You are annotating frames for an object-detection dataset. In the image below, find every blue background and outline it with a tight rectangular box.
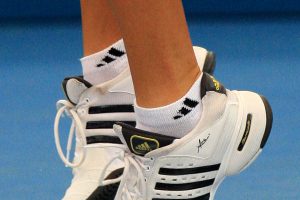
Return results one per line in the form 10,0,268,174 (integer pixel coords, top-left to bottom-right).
0,0,300,18
0,1,299,200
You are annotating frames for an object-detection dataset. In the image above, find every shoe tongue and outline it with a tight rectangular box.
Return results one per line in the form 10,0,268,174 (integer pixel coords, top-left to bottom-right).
62,76,92,105
115,122,177,156
200,72,227,98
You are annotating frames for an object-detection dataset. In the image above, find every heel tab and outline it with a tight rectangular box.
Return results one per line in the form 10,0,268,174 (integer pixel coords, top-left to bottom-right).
200,73,226,98
62,76,92,105
203,51,216,75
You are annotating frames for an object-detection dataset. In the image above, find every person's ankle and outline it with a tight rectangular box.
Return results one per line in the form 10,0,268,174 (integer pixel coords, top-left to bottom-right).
136,68,201,108
134,73,203,138
81,39,128,85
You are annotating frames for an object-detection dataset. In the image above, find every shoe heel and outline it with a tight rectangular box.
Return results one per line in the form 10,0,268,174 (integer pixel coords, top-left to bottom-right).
226,91,273,176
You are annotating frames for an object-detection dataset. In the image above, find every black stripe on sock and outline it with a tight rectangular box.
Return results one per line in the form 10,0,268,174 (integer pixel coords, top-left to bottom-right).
86,135,122,144
173,115,182,120
159,164,221,175
89,105,134,114
155,179,215,191
178,107,191,116
86,121,136,129
184,98,199,108
96,63,105,67
102,55,115,64
109,47,125,57
152,193,210,200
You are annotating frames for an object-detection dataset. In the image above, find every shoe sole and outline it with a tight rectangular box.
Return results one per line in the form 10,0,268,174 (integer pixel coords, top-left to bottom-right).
229,92,273,175
211,91,273,199
259,95,273,149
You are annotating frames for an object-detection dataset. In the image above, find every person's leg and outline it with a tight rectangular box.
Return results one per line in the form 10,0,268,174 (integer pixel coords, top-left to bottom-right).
109,0,201,108
80,0,128,85
108,0,203,137
81,0,121,55
105,2,273,200
81,0,214,86
56,1,219,199
58,1,129,200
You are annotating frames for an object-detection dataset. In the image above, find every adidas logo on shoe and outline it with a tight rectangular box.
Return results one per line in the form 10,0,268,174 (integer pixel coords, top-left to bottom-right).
135,142,152,152
130,135,160,156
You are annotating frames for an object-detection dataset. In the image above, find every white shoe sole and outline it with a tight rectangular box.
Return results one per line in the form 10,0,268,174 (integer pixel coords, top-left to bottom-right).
211,91,273,199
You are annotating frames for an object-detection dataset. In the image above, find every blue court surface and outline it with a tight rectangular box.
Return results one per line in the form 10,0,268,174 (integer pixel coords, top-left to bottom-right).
0,14,300,200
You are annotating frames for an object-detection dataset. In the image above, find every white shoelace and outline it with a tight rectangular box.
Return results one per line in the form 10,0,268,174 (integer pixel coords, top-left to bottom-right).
54,100,123,169
54,100,147,199
98,147,149,200
54,100,88,168
54,100,128,168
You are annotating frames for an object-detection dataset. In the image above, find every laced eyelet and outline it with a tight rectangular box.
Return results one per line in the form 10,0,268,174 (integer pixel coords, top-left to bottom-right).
78,108,85,115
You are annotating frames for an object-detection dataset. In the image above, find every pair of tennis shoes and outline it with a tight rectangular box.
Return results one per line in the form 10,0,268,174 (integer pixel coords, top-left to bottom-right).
54,47,273,200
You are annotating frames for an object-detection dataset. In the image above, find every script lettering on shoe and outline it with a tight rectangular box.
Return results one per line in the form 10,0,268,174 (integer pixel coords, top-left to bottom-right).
197,134,210,153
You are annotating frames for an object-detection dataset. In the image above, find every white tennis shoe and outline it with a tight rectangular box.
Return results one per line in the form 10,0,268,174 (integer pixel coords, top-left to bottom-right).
103,73,273,200
54,47,216,200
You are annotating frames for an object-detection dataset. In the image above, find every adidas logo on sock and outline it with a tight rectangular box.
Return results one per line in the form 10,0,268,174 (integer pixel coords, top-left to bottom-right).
135,142,152,152
97,47,126,67
173,98,199,120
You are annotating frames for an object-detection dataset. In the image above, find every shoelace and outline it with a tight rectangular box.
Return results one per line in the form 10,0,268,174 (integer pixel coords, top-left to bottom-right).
54,99,128,168
98,144,149,200
54,99,87,168
54,100,147,199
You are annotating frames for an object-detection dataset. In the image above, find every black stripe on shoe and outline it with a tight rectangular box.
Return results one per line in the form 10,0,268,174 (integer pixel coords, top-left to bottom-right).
155,179,215,191
86,135,122,144
203,51,216,75
259,95,273,149
86,121,136,129
87,168,124,200
89,105,134,114
159,164,221,176
238,114,252,151
152,193,210,200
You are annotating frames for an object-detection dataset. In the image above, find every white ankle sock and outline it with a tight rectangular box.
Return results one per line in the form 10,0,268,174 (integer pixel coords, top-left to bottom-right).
134,74,203,138
80,39,128,85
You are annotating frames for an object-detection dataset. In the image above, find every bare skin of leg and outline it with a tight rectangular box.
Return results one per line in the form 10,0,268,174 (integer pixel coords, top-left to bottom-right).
81,0,121,56
108,0,201,108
